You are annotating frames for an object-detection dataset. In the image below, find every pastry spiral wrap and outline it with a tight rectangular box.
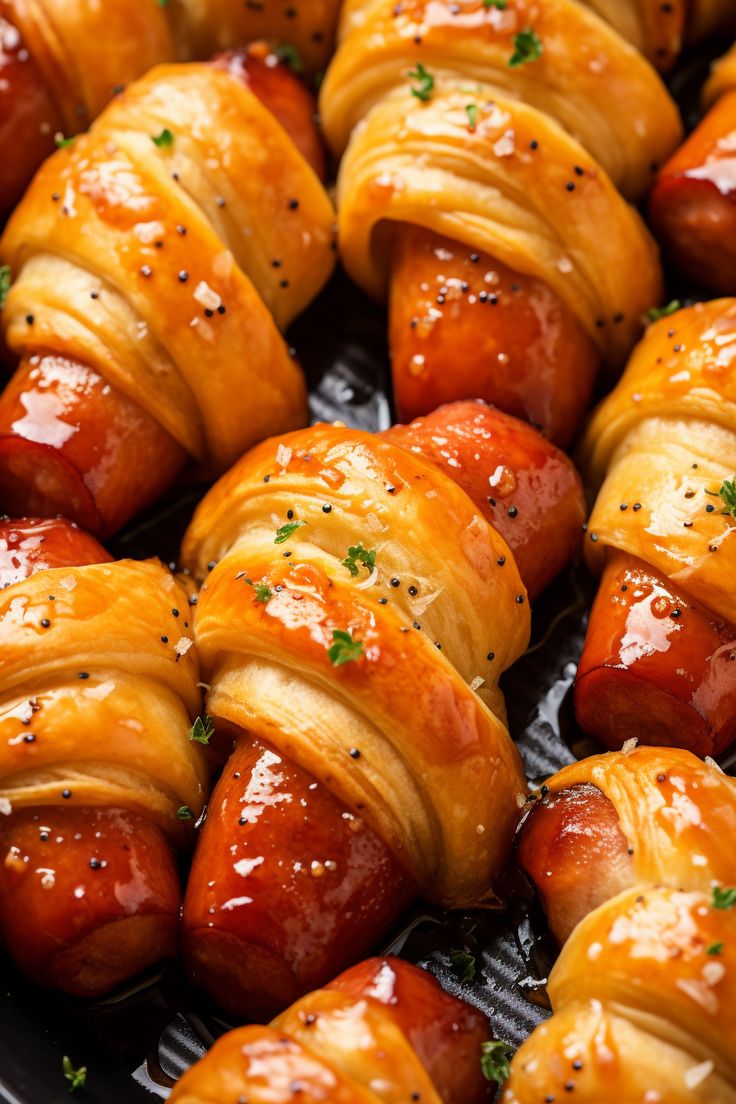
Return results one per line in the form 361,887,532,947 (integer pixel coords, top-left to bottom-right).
1,0,173,130
321,0,673,362
574,299,736,754
505,746,736,1102
182,420,528,904
0,555,206,837
0,56,334,534
179,400,583,1016
650,40,736,293
0,0,340,213
582,300,736,617
170,0,343,74
1,61,332,472
580,0,736,69
169,957,492,1104
0,518,209,995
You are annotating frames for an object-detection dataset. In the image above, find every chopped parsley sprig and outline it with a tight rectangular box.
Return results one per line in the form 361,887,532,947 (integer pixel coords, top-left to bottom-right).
705,478,736,519
342,544,376,577
275,520,305,544
480,1039,514,1083
0,266,11,309
328,629,363,666
62,1057,87,1093
407,62,435,102
712,885,736,909
448,948,477,981
274,43,304,74
151,127,174,148
189,715,215,745
646,299,681,323
508,27,542,67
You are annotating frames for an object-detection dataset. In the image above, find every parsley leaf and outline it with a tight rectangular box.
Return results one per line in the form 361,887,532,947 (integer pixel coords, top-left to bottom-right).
480,1039,514,1084
274,42,304,74
706,942,724,955
448,948,476,981
0,266,11,309
151,127,174,148
244,578,272,602
706,478,736,518
189,715,215,745
407,63,435,102
646,299,681,323
176,805,194,820
274,520,305,544
508,27,542,67
466,104,478,131
62,1057,87,1093
156,0,170,6
342,544,376,578
483,0,508,7
327,629,363,666
712,885,736,909
55,134,76,149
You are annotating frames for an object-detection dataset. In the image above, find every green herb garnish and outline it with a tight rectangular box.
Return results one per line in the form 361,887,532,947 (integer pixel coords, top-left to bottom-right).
646,299,681,323
55,134,76,149
0,266,11,309
327,629,363,666
712,885,736,909
407,63,435,102
508,27,542,67
480,1039,514,1084
151,127,174,148
483,0,508,7
448,948,477,981
62,1057,87,1093
176,805,194,820
706,478,736,519
274,43,304,74
466,104,478,131
342,544,376,578
244,578,272,602
275,520,305,544
706,942,724,955
189,715,215,745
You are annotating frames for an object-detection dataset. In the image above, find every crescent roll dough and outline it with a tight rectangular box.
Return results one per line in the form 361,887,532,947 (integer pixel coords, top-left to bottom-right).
0,0,174,128
0,62,336,472
169,957,490,1104
0,558,208,843
181,422,529,906
505,748,736,1103
320,0,677,368
581,298,736,624
704,40,736,108
170,0,344,73
576,1,734,68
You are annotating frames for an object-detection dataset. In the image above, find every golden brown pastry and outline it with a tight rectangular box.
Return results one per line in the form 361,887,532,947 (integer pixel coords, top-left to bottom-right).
580,0,736,69
0,516,208,996
178,401,586,1016
169,0,343,74
650,40,736,292
319,0,677,442
575,298,736,756
0,0,341,214
0,51,335,535
505,746,736,1102
169,957,494,1104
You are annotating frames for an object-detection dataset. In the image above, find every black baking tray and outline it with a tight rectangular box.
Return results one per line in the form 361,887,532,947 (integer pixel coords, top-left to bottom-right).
1,37,733,1104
